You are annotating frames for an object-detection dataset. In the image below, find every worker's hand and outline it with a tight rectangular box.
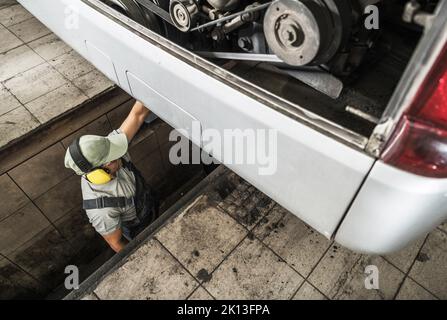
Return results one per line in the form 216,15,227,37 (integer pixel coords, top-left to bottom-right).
120,100,151,142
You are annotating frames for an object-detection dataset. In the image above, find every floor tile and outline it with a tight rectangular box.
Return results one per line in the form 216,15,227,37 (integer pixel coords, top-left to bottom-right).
129,130,158,163
309,249,405,300
154,166,205,212
158,163,204,199
134,149,166,184
25,83,88,123
0,45,44,81
409,229,447,299
188,286,214,300
159,143,204,183
9,143,72,199
0,23,22,54
204,237,304,300
292,281,327,300
54,207,97,253
305,244,358,299
156,195,247,278
154,120,174,147
217,174,275,229
0,202,50,255
8,17,51,43
0,106,39,147
69,233,112,283
0,83,21,117
395,277,437,300
146,173,166,192
106,99,135,129
4,63,67,104
0,0,17,10
34,174,82,223
0,173,28,221
0,256,44,299
383,236,426,273
8,226,76,288
153,133,175,173
131,120,158,146
28,33,71,61
335,256,404,300
94,239,198,299
73,69,114,98
252,203,289,240
49,50,94,81
254,205,331,277
0,4,32,27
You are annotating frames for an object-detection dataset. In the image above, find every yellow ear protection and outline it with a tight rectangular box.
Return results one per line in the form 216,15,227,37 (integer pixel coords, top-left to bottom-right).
68,137,113,185
85,169,112,185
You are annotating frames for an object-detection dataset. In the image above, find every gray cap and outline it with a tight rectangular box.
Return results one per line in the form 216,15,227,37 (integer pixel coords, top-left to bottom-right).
64,133,128,175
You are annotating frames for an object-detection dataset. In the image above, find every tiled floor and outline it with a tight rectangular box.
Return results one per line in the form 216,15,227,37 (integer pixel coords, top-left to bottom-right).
0,88,206,298
0,1,114,149
80,167,447,300
0,94,131,299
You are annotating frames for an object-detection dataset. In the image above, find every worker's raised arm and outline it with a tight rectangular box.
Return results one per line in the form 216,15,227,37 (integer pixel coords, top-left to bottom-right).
119,101,151,142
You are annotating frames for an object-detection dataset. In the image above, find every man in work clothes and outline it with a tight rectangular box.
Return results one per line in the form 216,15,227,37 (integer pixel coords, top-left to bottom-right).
64,101,159,253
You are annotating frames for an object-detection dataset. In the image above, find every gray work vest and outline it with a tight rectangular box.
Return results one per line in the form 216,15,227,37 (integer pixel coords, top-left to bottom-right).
82,159,159,239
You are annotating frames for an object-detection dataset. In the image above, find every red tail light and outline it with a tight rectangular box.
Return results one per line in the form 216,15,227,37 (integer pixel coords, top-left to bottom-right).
382,44,447,178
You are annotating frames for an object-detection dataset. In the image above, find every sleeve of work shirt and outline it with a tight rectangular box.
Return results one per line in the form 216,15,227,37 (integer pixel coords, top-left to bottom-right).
85,208,122,235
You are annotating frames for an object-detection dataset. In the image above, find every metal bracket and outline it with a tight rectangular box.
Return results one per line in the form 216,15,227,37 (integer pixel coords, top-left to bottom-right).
195,51,283,63
403,0,435,29
190,2,274,31
365,117,395,157
273,65,343,100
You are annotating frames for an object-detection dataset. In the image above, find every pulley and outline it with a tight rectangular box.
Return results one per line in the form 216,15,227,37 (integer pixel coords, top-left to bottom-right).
263,0,351,66
169,0,199,32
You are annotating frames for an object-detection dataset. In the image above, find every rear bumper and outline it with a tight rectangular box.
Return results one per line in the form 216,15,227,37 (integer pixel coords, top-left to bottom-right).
335,161,447,254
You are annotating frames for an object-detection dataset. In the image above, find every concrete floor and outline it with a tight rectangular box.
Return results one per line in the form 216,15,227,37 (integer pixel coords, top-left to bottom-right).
78,167,447,300
0,1,114,149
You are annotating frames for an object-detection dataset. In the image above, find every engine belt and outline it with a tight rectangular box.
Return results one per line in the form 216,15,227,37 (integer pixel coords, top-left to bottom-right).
135,0,274,31
135,0,174,25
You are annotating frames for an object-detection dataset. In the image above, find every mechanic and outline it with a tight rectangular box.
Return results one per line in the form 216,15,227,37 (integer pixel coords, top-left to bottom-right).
64,101,159,253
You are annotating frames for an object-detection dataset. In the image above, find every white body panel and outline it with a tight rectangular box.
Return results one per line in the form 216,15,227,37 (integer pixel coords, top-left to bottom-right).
18,0,374,238
335,161,447,254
